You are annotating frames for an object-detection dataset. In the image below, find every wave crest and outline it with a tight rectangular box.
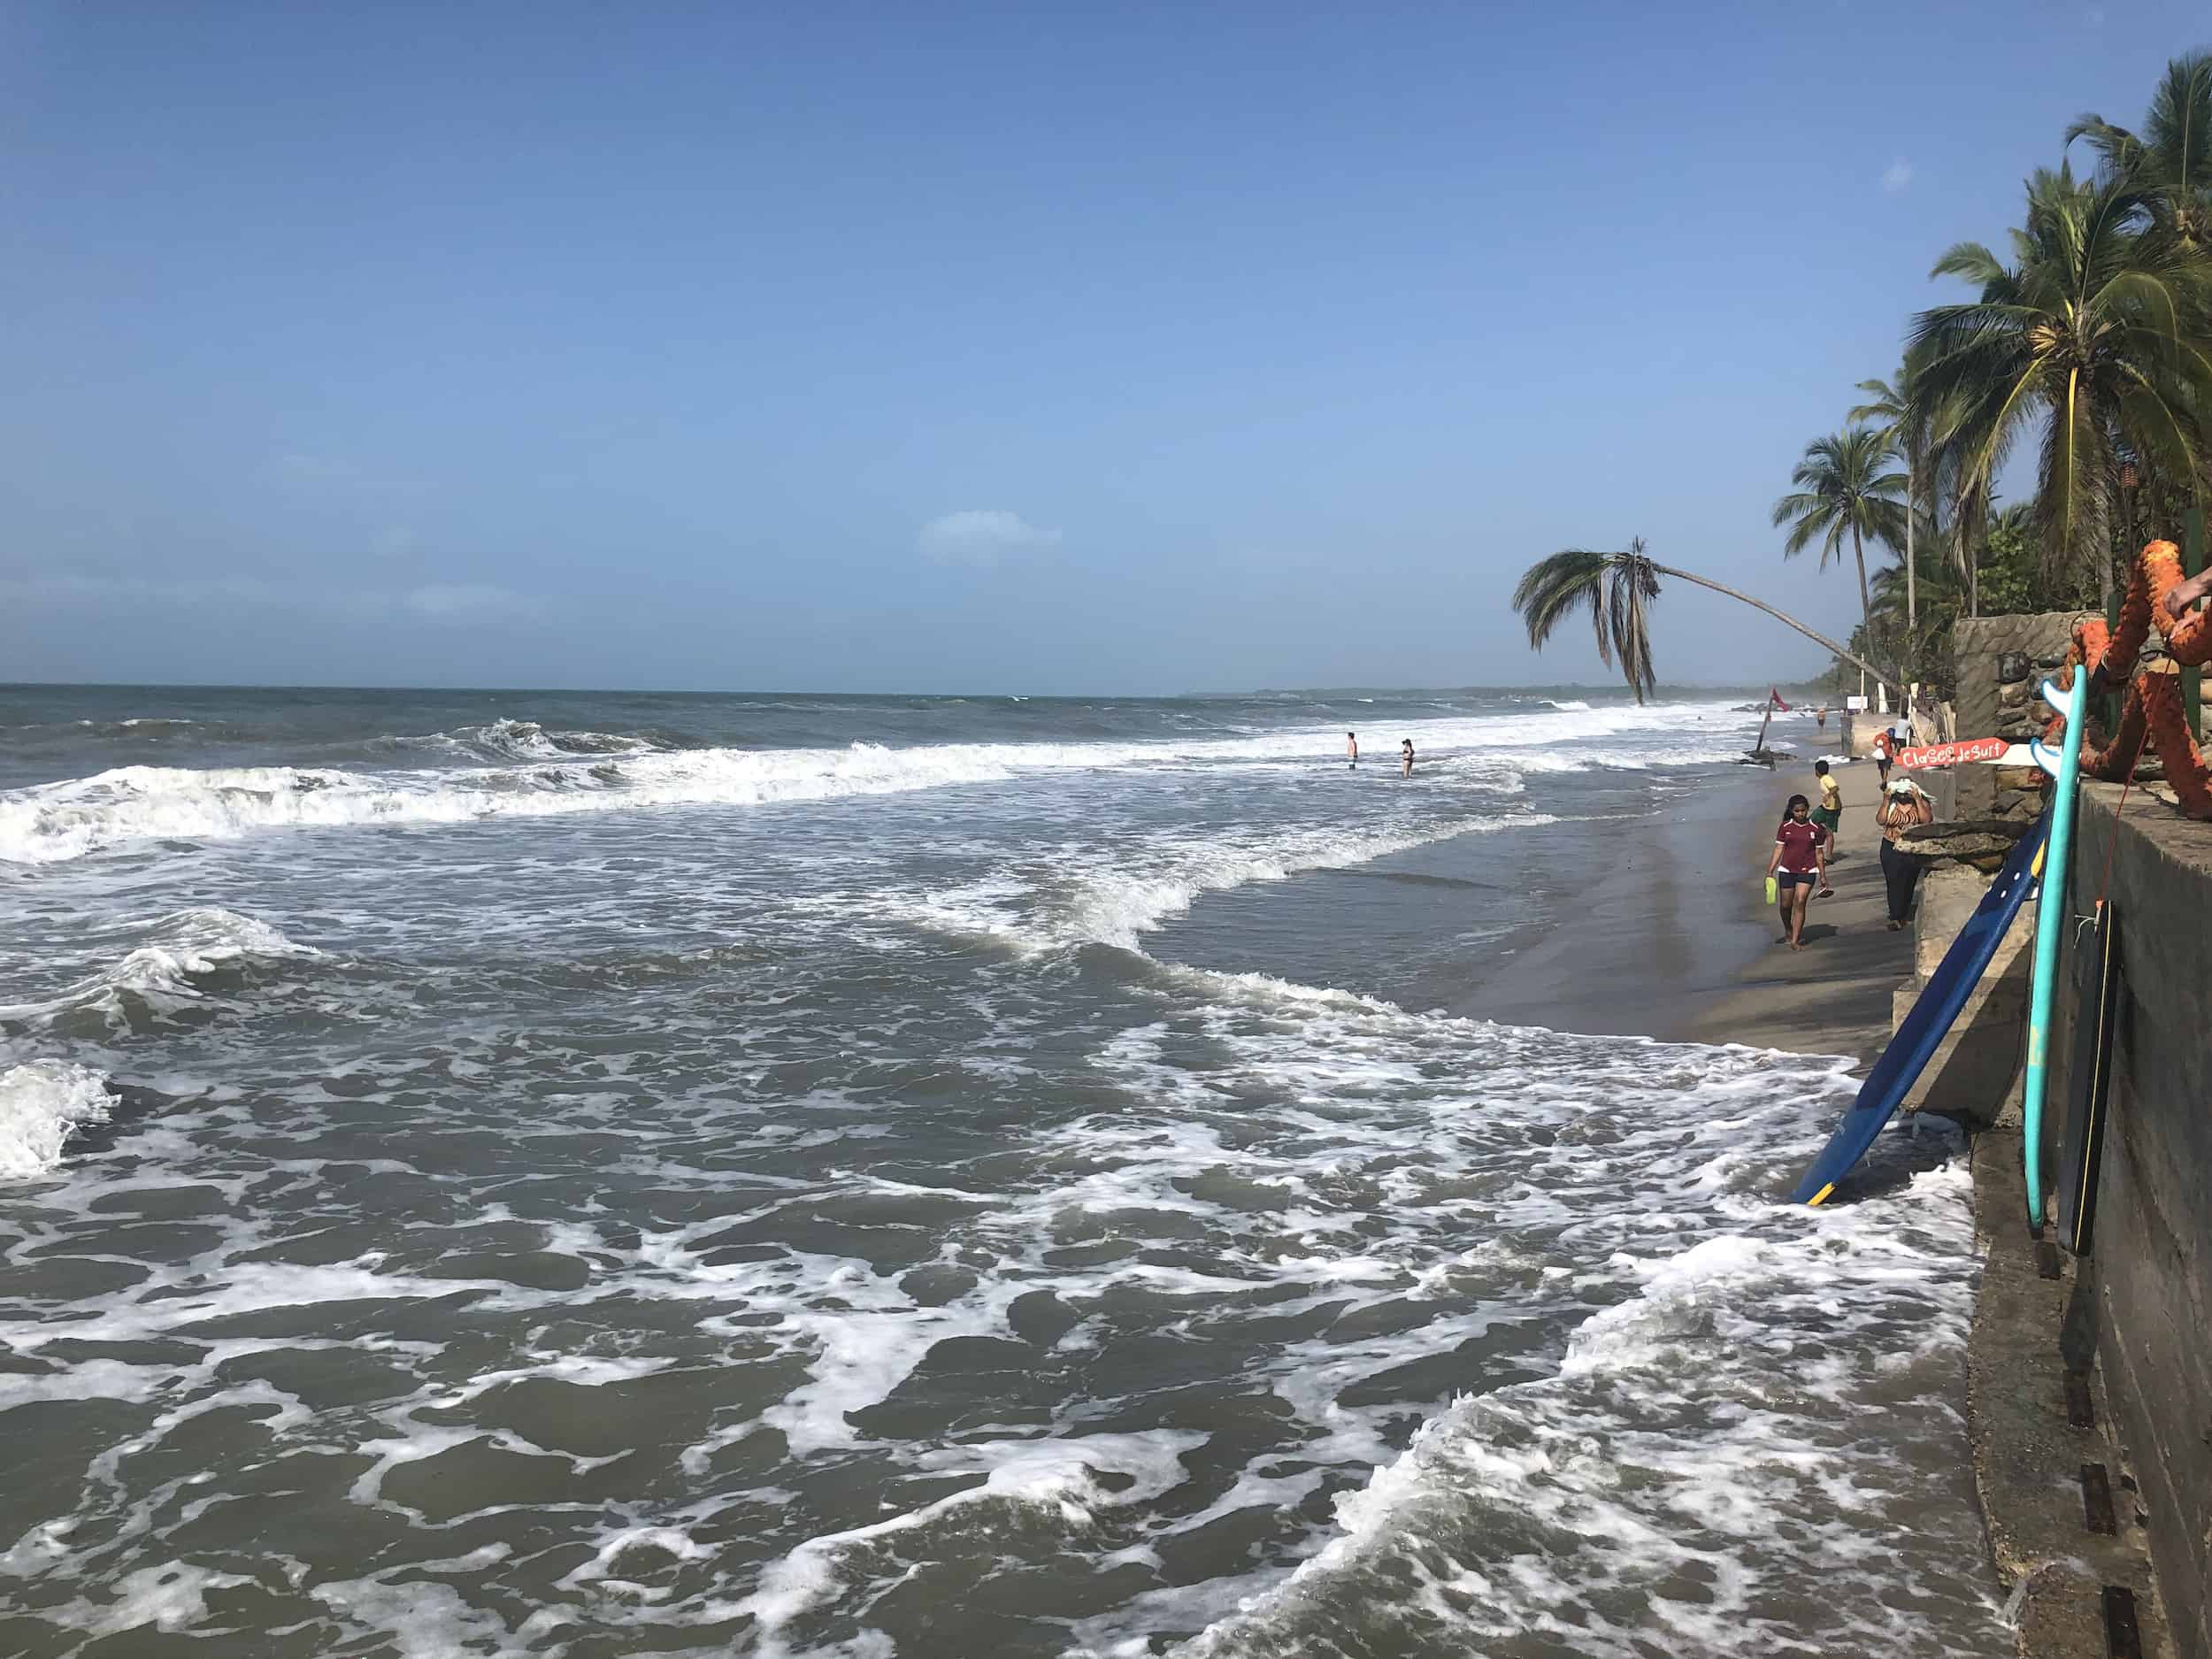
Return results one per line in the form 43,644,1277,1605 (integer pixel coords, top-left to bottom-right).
0,1061,115,1180
0,697,1755,864
0,908,320,1031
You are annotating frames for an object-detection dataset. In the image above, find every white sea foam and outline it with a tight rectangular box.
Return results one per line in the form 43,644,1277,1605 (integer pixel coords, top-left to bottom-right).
1164,1161,1991,1659
0,698,1757,862
0,1061,115,1179
901,813,1551,953
0,686,1984,1659
0,908,320,1029
741,1431,1207,1652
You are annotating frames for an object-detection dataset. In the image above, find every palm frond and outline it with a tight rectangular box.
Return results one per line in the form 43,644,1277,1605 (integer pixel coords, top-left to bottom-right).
1510,549,1611,655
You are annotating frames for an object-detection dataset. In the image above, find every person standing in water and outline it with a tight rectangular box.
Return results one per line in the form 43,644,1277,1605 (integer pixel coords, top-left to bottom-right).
1346,732,1358,768
1766,794,1831,952
1400,739,1415,778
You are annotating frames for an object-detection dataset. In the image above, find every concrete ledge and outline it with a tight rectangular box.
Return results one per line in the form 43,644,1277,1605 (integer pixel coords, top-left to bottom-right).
2057,787,2212,1659
1967,1132,2175,1657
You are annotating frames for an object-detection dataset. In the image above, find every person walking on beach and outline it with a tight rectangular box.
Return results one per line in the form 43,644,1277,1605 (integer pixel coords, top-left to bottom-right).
1400,739,1415,778
1871,725,1896,786
1810,759,1843,891
1347,732,1358,769
1766,794,1831,952
1877,778,1935,932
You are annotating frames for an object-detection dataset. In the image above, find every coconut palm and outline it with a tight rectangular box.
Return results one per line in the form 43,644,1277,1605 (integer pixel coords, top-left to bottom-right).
1906,160,2212,590
1848,366,1937,636
1511,538,1893,704
1867,515,1964,681
1770,427,1909,670
2067,52,2212,245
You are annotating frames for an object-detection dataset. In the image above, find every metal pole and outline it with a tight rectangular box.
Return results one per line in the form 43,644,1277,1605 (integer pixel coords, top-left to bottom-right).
2188,507,2205,741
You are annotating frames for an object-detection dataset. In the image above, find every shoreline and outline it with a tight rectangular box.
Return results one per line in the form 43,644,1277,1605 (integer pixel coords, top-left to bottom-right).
1451,730,1909,1061
1453,739,2177,1655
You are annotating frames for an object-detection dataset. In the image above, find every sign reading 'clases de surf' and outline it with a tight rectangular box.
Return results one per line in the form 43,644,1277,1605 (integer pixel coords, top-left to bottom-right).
1898,736,2011,769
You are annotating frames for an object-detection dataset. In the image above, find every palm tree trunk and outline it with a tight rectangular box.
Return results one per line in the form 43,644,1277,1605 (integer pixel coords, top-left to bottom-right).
1905,490,1917,639
1850,525,1873,641
1851,525,1878,708
1652,563,1896,694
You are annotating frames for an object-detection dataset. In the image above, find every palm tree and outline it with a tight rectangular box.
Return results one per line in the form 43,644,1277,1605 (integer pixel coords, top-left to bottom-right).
1770,427,1909,678
1848,367,1934,638
1867,515,1964,681
1906,160,2212,591
2067,52,2212,245
1511,538,1894,704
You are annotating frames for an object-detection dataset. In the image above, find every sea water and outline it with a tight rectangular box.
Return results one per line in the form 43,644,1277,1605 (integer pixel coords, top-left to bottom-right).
0,686,2005,1657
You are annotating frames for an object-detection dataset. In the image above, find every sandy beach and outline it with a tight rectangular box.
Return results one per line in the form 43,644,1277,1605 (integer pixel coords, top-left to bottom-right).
1455,728,1912,1062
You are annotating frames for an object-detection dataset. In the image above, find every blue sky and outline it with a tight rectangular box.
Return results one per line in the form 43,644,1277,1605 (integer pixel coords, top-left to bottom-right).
3,1,2204,693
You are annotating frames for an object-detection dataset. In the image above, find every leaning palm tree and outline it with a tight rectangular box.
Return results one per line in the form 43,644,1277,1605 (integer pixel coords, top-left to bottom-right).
1511,537,1893,704
1907,160,2212,590
1771,427,1909,676
2066,51,2212,245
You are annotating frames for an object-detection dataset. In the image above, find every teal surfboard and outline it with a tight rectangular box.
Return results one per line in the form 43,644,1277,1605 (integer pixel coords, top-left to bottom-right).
1790,812,2048,1205
2023,672,2088,1226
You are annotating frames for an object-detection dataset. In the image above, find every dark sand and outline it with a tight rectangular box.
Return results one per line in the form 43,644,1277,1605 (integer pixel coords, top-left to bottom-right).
1455,732,1912,1062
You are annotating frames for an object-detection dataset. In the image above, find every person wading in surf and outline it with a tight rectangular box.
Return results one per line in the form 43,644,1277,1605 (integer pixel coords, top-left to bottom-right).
1347,732,1358,769
1400,739,1414,778
1766,794,1831,952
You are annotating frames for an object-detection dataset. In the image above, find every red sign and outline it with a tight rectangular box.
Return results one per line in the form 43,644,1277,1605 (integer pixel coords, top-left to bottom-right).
1898,737,2008,768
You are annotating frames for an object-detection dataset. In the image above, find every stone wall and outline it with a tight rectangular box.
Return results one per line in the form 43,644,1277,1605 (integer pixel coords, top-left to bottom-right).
1950,613,2090,818
1896,861,2034,1120
2047,785,2212,1658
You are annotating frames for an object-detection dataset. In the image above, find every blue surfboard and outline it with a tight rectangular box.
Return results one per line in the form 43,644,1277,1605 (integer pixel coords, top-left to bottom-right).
1791,811,2050,1205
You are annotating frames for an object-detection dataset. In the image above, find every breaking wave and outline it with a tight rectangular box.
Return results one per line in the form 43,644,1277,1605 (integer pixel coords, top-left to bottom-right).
1163,1159,1985,1658
0,908,321,1031
0,1061,116,1180
897,813,1553,953
0,698,1757,864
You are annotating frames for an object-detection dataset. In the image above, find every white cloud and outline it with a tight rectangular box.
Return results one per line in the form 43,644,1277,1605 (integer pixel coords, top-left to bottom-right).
1881,158,1916,194
402,582,541,622
917,509,1062,566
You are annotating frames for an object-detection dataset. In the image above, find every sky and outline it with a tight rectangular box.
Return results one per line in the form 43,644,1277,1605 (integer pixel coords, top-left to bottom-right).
3,1,2207,695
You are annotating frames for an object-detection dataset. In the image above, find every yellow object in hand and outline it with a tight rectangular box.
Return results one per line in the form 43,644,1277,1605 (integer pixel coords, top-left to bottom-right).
1764,875,1778,905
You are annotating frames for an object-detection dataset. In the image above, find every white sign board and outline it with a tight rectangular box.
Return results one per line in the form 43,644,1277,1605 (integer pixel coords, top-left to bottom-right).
1845,695,1869,710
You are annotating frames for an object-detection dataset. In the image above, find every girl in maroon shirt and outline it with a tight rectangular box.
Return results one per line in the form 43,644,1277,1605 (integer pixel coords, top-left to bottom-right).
1765,794,1832,951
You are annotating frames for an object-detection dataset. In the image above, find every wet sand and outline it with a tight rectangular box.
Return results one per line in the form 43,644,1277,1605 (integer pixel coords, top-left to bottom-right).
1455,734,1911,1061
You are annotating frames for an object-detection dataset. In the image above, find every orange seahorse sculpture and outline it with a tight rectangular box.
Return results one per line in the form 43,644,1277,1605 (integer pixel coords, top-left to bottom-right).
2038,539,2212,819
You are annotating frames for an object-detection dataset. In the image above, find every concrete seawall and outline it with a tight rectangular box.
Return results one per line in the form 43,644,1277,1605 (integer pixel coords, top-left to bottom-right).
2047,784,2212,1659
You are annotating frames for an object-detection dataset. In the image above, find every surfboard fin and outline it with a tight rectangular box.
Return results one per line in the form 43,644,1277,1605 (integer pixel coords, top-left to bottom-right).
2039,678,2071,717
2029,738,2064,779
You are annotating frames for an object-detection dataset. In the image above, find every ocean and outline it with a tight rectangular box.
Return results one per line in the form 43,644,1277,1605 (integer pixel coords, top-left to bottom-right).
0,685,2008,1657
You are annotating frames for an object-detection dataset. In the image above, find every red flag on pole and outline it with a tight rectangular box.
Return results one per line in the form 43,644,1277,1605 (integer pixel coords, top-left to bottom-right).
1770,687,1791,711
